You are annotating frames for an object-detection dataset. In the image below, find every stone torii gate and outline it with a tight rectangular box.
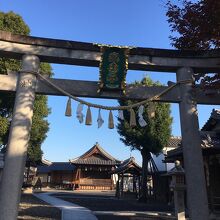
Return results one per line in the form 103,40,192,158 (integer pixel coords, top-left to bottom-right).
0,31,220,220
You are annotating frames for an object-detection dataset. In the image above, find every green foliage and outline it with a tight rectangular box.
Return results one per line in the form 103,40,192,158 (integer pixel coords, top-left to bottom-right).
0,11,30,74
0,116,9,146
117,76,172,200
117,76,172,155
0,11,52,162
0,11,30,34
166,0,220,50
28,95,50,162
166,0,220,86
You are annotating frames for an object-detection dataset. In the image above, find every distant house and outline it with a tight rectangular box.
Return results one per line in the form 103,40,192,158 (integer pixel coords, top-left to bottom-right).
165,109,220,213
37,142,121,190
152,136,181,172
148,137,182,203
111,157,141,197
37,161,75,188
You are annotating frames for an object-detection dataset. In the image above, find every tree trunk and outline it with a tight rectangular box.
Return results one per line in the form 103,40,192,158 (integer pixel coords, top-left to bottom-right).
139,149,151,202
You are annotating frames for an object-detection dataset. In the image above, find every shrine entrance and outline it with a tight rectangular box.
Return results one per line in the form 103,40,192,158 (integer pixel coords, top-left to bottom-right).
0,30,220,220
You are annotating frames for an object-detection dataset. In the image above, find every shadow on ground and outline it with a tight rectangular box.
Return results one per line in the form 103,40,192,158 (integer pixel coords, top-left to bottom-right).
53,191,173,220
18,193,61,220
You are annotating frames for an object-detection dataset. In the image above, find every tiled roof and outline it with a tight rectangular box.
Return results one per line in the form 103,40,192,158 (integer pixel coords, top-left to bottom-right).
165,133,220,161
167,136,181,148
37,165,51,173
70,142,121,165
111,157,141,175
71,158,118,165
201,109,220,131
200,132,220,149
41,158,52,166
37,162,75,173
166,109,220,162
165,147,183,160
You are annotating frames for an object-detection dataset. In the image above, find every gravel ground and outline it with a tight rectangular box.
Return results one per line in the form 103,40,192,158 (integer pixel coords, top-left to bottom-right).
53,192,174,220
18,193,61,220
53,193,172,212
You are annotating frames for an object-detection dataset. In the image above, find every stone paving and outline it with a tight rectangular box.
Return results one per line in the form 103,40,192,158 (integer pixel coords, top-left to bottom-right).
34,192,97,220
50,190,174,220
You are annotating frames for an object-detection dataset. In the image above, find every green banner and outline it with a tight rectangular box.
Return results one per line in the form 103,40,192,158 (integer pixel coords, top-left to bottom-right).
98,46,129,93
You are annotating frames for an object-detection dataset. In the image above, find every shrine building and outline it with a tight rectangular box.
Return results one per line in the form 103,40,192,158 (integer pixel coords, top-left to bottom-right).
37,142,121,190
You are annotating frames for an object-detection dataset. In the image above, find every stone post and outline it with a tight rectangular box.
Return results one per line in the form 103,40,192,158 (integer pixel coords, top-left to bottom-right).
177,67,209,220
174,189,185,220
0,55,40,220
170,161,186,220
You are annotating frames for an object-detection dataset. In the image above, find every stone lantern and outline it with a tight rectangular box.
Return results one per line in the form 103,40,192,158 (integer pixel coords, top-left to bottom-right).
168,160,186,220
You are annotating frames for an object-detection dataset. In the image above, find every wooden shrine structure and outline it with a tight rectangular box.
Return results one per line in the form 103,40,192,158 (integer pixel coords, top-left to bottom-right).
70,143,120,190
1,30,220,219
37,162,75,188
165,109,220,213
111,157,141,198
37,143,119,190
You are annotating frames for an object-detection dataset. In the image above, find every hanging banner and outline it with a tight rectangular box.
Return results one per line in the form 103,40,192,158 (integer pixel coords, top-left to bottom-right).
98,46,129,94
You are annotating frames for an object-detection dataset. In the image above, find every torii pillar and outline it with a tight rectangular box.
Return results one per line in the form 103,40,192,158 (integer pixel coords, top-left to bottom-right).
0,55,40,220
177,67,209,220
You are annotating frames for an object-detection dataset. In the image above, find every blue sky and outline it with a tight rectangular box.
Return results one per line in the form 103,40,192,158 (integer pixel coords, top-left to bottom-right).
1,0,217,165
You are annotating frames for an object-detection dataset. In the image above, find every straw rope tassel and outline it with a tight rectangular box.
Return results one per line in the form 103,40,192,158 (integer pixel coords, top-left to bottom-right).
97,109,104,128
37,72,191,113
108,110,114,129
85,106,92,125
130,108,137,127
65,97,72,117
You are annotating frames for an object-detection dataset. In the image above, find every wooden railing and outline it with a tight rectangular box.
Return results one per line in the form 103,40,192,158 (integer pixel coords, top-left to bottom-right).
79,178,112,186
78,178,113,190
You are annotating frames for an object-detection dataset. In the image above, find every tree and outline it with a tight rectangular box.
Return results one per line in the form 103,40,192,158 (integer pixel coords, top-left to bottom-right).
117,77,172,201
166,0,220,87
0,11,52,163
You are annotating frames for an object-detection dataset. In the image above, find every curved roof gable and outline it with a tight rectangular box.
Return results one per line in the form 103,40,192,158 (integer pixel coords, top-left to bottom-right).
202,109,220,132
70,143,121,165
110,157,141,175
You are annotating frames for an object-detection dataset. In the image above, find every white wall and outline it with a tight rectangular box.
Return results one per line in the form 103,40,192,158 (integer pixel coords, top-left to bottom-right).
152,147,176,172
152,153,167,172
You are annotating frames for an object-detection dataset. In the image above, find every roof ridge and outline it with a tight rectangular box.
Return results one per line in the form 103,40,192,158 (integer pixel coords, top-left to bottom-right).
41,158,52,166
201,108,220,131
170,136,182,139
70,143,121,163
95,143,121,162
111,157,142,174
